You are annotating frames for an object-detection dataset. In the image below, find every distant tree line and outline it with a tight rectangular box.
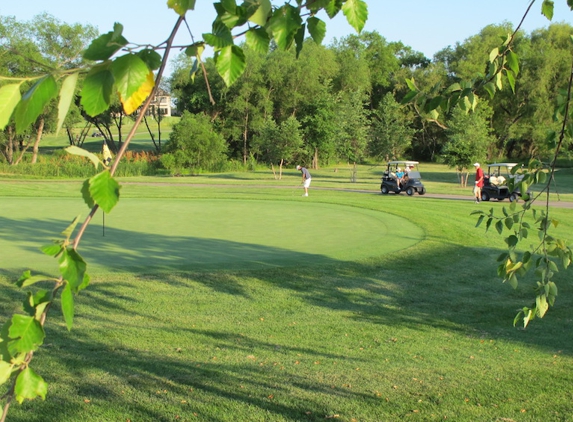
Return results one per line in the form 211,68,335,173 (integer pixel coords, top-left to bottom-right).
169,22,573,172
2,14,572,174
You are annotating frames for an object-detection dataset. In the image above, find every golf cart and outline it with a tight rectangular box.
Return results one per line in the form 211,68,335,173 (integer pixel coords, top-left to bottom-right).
380,161,426,196
481,163,527,202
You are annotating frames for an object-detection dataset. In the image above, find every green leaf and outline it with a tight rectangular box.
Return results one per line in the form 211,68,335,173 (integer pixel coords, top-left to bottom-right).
59,248,87,291
246,0,272,26
61,215,81,240
507,273,518,289
542,0,554,20
0,360,13,386
506,235,518,248
185,42,206,60
444,82,460,93
0,83,22,130
400,90,418,104
65,146,101,169
536,294,549,317
506,50,519,75
485,217,493,232
405,78,418,91
7,315,45,355
15,273,57,288
14,75,58,134
294,24,306,58
548,281,558,297
220,0,237,14
425,96,443,112
506,70,516,93
14,367,48,404
483,82,496,99
475,215,485,228
111,54,149,106
495,220,503,234
203,21,234,49
89,170,121,213
267,4,302,50
55,73,79,137
214,2,247,29
245,28,270,54
504,217,514,230
215,45,247,87
81,179,96,209
167,0,197,15
78,272,90,292
189,59,200,83
341,0,368,33
324,0,343,18
60,283,74,331
80,64,115,117
29,290,52,321
83,27,128,61
137,49,162,71
489,47,499,63
40,242,63,257
496,72,503,90
307,17,326,44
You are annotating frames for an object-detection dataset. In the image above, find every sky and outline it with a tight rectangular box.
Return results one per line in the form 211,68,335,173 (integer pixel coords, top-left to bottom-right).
2,0,572,73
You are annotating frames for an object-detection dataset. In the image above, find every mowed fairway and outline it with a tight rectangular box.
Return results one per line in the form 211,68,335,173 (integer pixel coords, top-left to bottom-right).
0,197,423,273
1,180,573,422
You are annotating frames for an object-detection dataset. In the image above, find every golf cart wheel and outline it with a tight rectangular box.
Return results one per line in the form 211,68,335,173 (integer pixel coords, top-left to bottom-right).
419,187,426,195
406,187,414,196
509,193,519,202
481,191,490,202
381,185,389,195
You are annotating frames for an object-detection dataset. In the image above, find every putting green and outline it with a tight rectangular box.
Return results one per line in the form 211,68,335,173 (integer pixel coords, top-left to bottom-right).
0,198,423,273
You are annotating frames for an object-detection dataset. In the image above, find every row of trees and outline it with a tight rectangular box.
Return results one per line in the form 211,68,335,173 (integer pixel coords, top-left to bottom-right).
2,14,572,178
169,21,573,176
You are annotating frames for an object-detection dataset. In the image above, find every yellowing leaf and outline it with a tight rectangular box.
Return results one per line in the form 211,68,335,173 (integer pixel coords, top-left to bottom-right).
122,71,155,115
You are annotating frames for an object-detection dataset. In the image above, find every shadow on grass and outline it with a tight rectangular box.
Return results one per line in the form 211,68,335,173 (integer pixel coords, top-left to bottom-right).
1,215,572,420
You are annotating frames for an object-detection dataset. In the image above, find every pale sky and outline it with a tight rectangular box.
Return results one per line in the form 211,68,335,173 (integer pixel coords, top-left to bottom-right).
2,0,572,73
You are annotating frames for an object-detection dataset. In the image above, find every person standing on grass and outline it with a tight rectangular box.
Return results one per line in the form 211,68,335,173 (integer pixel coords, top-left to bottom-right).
297,165,311,197
474,162,484,203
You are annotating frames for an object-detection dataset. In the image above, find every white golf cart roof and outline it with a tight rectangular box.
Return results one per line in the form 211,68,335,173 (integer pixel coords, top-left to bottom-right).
486,163,518,168
387,161,419,166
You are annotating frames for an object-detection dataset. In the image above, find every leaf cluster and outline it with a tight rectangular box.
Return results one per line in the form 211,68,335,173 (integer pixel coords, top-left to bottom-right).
0,217,90,407
472,159,573,327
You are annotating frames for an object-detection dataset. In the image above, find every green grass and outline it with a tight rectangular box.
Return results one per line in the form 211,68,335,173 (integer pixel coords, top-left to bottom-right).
1,174,573,421
0,197,422,273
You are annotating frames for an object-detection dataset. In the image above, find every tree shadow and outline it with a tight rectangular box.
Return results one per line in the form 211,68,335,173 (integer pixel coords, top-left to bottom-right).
1,207,572,420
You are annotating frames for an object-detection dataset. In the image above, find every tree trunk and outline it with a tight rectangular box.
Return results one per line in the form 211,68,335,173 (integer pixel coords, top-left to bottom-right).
13,138,32,166
312,147,319,169
279,158,283,180
243,109,249,165
31,118,45,164
2,126,15,164
271,163,277,180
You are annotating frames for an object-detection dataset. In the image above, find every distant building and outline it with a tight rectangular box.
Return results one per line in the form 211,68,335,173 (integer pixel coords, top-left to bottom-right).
148,88,172,117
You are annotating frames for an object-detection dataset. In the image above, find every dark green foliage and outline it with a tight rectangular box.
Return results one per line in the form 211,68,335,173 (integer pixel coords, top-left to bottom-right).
162,111,228,172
